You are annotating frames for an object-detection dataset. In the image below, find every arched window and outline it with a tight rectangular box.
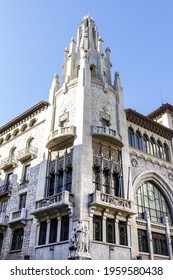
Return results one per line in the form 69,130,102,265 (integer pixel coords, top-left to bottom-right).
156,140,163,159
5,134,11,142
163,143,170,162
135,130,143,150
150,137,156,156
26,138,34,151
143,134,150,153
21,124,27,132
128,127,135,147
136,181,172,224
90,65,96,78
10,147,17,160
29,118,37,127
13,129,19,137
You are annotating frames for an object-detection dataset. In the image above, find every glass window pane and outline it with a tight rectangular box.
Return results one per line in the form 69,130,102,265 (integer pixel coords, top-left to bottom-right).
135,181,172,224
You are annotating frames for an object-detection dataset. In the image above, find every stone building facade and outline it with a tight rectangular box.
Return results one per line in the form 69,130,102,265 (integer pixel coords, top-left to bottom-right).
0,16,173,260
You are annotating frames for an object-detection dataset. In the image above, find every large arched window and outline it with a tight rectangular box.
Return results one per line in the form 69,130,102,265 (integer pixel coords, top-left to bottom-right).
136,181,172,224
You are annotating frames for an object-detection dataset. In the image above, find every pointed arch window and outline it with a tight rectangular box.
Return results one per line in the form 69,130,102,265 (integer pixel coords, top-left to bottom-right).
135,130,143,150
157,140,163,159
163,143,170,162
90,65,96,78
150,137,157,156
128,127,135,147
143,134,150,153
10,147,17,160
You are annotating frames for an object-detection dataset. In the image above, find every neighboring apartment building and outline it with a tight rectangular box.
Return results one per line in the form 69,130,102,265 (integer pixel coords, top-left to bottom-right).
0,16,173,260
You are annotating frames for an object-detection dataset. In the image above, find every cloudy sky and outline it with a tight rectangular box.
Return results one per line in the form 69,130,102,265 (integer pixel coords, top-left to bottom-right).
0,0,173,126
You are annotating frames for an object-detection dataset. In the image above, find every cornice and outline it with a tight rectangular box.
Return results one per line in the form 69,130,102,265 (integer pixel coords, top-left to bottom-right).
147,103,173,119
0,101,49,135
126,108,173,140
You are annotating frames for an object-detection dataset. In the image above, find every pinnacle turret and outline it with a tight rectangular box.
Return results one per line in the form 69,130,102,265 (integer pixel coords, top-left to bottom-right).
61,15,113,86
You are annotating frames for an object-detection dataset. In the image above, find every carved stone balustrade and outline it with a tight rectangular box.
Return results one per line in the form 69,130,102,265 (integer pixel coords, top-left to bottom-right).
91,125,123,147
31,191,74,218
18,146,38,162
46,126,75,151
9,208,27,226
89,190,135,215
0,156,17,171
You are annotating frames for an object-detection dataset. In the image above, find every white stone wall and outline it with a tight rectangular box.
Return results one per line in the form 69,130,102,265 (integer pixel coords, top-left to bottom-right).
0,110,47,260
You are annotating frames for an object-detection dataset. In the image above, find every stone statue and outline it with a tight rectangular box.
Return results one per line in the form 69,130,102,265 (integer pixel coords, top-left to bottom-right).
70,221,90,253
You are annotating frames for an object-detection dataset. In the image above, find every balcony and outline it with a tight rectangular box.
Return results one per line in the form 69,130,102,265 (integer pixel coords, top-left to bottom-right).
0,212,9,228
0,184,11,197
18,146,38,163
91,125,123,148
31,191,74,218
46,126,75,150
89,190,135,215
9,208,27,226
0,156,17,171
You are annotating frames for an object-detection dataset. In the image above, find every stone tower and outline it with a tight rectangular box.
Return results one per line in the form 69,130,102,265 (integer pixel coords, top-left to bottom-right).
31,15,135,260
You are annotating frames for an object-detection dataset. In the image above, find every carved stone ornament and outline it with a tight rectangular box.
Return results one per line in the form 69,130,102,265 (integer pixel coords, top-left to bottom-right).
131,158,138,167
168,173,173,181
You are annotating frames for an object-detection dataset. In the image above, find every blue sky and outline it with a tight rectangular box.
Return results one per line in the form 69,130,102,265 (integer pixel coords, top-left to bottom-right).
0,0,173,127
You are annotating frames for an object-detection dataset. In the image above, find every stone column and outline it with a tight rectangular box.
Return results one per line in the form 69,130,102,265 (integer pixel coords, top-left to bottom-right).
162,216,172,259
46,218,50,244
144,211,154,259
115,215,120,245
127,217,131,247
57,215,61,242
102,214,106,242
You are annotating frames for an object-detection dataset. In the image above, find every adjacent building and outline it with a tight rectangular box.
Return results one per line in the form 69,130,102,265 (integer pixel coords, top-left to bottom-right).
0,16,173,260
